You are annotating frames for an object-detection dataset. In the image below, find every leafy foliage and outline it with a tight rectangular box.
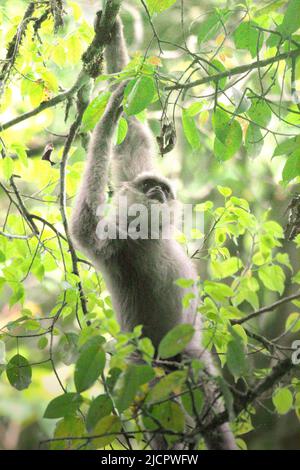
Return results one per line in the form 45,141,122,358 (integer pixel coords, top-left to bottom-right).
0,0,300,452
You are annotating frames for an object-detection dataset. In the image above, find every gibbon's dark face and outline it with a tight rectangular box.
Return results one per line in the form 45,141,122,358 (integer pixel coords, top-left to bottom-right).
136,176,175,204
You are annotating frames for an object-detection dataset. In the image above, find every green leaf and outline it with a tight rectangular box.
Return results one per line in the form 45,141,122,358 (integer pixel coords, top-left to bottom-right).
44,393,83,419
217,186,232,197
233,21,263,58
186,102,203,117
217,376,235,420
116,117,128,145
115,364,154,412
24,319,41,331
227,336,248,380
146,370,187,403
195,201,214,212
211,257,242,279
158,324,195,359
146,0,177,15
182,109,201,149
273,136,300,157
151,401,185,434
38,68,59,93
66,34,83,64
245,123,263,157
258,265,285,295
38,336,48,350
125,76,156,116
82,92,111,132
11,143,28,167
51,416,85,450
254,0,285,17
0,340,6,364
91,415,121,448
247,98,272,127
208,60,227,89
86,394,114,431
144,401,185,447
197,9,230,44
279,0,300,38
272,387,293,414
9,284,25,307
181,389,204,416
232,88,251,113
285,313,300,332
212,109,242,160
282,150,300,183
21,76,44,106
74,337,106,393
275,252,292,271
204,281,234,301
57,332,79,366
52,43,67,67
263,221,284,239
2,157,14,180
175,278,195,288
6,354,32,391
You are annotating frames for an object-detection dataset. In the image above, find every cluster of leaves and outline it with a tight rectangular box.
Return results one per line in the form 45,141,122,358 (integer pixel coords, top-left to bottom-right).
1,185,300,448
175,0,300,185
0,0,300,450
77,0,300,185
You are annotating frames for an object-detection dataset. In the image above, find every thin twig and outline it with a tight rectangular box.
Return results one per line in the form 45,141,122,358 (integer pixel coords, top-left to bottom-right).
166,48,300,91
231,291,300,325
0,230,34,240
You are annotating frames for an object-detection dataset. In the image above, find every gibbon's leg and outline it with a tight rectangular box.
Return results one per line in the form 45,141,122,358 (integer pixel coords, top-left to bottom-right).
105,17,155,187
70,83,126,257
104,18,237,451
194,350,237,450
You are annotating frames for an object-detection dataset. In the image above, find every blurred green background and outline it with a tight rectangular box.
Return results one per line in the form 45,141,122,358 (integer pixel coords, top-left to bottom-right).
0,0,300,449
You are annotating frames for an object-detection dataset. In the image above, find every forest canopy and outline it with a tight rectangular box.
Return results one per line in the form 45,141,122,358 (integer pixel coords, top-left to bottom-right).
0,0,300,450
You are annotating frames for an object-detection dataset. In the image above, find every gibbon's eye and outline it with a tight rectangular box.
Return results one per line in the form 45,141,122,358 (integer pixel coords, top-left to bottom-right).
142,180,153,192
162,184,170,194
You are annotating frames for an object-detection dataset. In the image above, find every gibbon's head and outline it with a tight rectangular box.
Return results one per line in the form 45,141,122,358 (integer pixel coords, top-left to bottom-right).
115,172,178,238
120,171,176,206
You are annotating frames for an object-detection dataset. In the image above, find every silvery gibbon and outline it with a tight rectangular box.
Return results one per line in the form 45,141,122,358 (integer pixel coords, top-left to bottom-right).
70,17,236,450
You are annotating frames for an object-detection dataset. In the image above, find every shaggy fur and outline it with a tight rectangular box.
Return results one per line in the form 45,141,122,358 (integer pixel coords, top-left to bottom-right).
70,18,236,450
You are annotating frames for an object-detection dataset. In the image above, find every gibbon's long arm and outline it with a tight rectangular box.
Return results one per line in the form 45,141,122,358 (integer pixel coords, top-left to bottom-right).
70,84,125,255
71,16,237,451
105,18,155,187
105,17,129,74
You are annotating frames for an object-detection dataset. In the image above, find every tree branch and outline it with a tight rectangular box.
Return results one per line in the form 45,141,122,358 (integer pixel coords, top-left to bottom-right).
0,80,83,131
0,0,123,132
0,1,35,96
166,48,300,91
231,291,300,325
0,230,34,240
203,357,296,434
59,85,90,323
9,176,39,234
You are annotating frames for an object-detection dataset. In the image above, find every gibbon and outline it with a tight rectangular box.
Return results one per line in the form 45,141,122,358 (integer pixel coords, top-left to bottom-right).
70,17,236,450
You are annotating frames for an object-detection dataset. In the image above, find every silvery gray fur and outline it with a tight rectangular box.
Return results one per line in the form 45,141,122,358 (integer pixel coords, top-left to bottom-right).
70,18,236,450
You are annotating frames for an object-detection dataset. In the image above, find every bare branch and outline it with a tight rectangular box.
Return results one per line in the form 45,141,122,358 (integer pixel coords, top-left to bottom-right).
0,230,34,240
166,48,300,91
203,358,296,434
231,291,300,325
59,85,90,322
